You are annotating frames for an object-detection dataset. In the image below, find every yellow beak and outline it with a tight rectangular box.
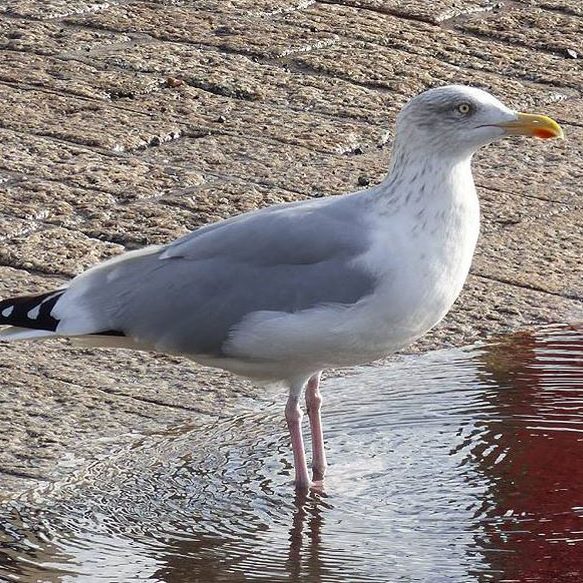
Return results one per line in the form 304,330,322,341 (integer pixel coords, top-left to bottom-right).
497,112,564,139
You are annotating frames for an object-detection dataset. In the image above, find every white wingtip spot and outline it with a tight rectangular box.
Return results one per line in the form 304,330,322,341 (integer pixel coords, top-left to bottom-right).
1,306,14,318
27,305,41,320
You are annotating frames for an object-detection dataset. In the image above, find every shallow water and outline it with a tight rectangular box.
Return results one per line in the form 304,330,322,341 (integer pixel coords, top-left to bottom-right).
1,324,582,582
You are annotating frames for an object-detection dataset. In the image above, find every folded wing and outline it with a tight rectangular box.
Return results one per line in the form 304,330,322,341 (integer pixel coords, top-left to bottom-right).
2,194,377,356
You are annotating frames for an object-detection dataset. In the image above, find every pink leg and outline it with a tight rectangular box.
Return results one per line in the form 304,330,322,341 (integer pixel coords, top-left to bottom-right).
285,391,311,489
305,371,327,481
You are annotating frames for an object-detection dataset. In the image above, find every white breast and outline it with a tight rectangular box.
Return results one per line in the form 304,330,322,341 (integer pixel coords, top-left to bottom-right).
349,161,480,354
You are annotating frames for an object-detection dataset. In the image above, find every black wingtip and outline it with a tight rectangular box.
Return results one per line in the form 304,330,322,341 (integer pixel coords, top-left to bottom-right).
0,289,126,337
0,290,65,331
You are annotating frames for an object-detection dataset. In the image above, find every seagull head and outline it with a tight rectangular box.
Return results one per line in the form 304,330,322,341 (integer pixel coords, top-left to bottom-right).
395,85,563,159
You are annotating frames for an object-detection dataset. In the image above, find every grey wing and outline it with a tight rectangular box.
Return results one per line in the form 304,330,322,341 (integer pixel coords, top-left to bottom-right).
54,194,376,355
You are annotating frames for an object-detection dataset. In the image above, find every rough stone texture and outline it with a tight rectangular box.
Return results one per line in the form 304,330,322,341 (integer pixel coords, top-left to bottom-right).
452,3,583,55
0,0,581,497
318,0,495,24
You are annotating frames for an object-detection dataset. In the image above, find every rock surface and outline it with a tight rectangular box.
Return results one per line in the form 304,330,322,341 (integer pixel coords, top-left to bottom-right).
0,0,581,497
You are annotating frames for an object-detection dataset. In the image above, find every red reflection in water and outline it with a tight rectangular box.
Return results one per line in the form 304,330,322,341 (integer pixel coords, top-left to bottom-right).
479,325,583,582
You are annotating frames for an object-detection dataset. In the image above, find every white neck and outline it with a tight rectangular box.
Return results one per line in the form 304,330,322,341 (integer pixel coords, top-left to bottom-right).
364,144,481,304
374,141,476,214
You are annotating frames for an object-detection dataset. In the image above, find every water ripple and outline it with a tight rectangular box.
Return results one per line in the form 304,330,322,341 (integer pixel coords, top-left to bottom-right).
0,324,582,582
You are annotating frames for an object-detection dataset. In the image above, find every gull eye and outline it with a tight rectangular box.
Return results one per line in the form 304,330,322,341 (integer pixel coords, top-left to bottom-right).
457,102,473,115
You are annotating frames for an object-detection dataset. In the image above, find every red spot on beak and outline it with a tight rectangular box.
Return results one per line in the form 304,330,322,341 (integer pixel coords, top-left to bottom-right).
533,128,557,139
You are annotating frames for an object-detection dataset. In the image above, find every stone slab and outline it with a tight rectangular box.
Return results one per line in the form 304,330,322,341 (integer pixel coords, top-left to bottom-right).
415,273,583,351
476,207,582,299
0,128,205,199
0,177,116,228
474,121,583,202
141,131,388,195
0,14,131,57
99,44,391,123
0,227,122,277
514,0,582,17
452,1,583,56
319,0,494,24
0,83,184,152
0,49,160,101
66,3,340,59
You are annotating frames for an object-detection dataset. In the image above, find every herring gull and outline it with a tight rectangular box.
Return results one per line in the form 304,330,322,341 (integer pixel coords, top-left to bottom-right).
0,85,563,488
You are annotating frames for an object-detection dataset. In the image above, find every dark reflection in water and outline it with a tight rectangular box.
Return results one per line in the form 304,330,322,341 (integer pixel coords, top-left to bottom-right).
0,324,581,582
476,326,583,582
